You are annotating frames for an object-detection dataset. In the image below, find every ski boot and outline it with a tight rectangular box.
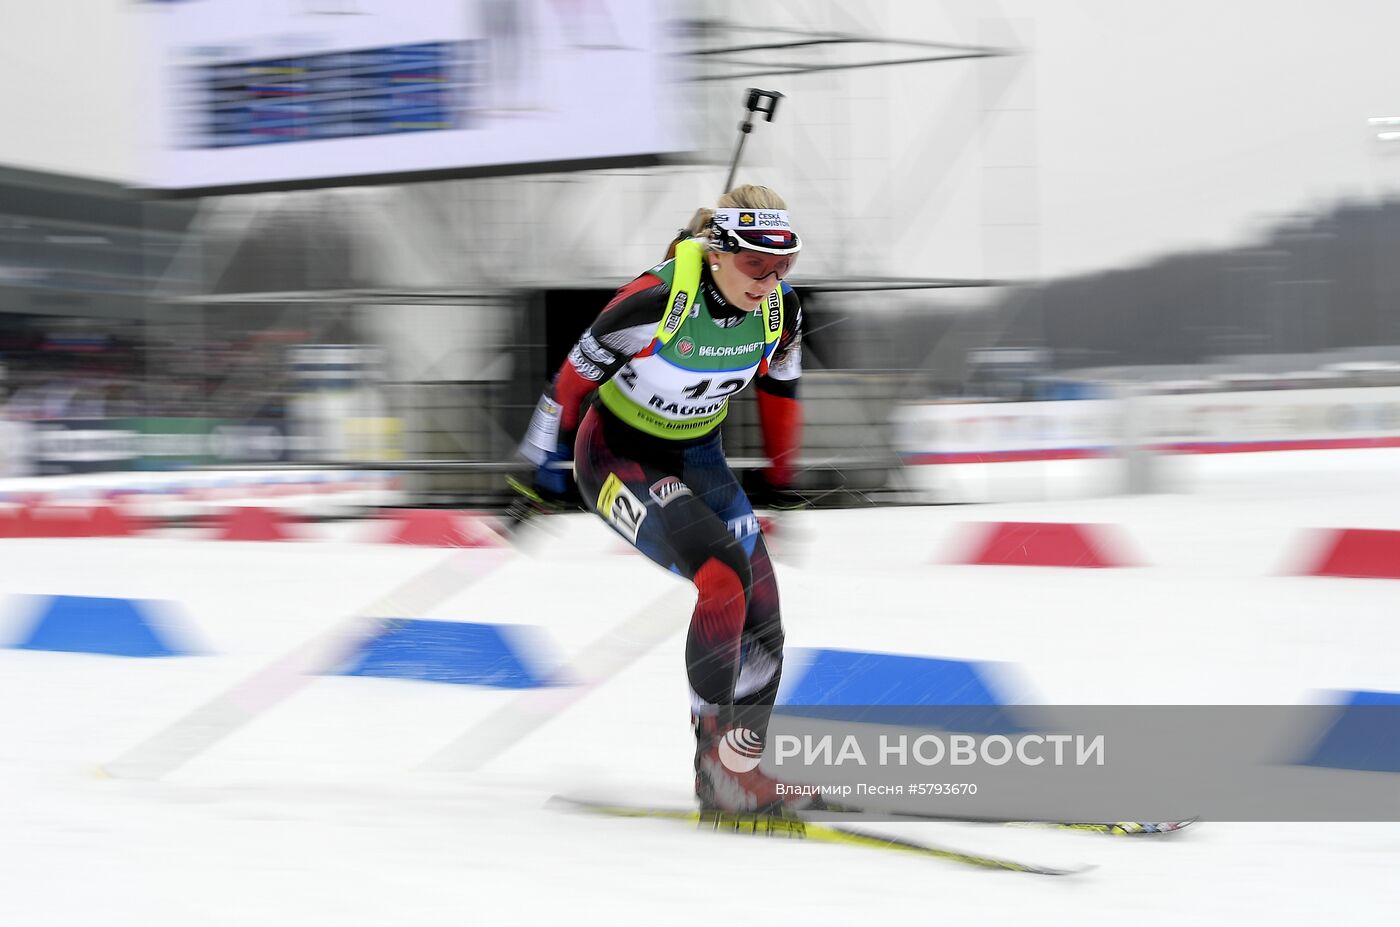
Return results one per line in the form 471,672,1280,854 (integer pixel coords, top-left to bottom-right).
693,713,826,814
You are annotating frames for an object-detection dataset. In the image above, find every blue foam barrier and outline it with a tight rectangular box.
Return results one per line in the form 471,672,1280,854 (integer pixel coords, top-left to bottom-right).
1297,690,1400,773
337,619,554,688
10,595,191,658
775,647,1021,731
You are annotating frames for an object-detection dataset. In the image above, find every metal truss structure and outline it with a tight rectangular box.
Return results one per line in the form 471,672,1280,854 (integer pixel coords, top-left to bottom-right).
137,3,1038,506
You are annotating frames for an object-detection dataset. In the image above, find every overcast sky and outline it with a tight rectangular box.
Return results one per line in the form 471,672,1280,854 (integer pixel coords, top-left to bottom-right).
3,1,1399,279
983,0,1400,276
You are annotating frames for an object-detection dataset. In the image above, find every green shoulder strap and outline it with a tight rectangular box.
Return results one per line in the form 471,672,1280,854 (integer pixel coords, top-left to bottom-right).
653,238,784,349
762,285,784,350
653,238,704,347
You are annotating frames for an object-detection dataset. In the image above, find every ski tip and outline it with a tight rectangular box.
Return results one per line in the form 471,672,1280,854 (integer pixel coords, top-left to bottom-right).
1016,861,1096,877
1048,816,1200,836
975,856,1096,877
1117,817,1200,836
985,856,1097,877
546,794,584,812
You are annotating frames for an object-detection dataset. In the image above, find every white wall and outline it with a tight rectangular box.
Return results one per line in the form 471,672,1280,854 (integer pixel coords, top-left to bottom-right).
0,0,139,182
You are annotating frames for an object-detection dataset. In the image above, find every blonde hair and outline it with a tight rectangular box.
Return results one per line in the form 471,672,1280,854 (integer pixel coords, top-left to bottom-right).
665,184,789,260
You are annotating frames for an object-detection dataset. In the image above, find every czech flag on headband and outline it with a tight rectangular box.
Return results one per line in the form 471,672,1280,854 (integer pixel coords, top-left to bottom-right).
738,228,797,249
710,209,802,260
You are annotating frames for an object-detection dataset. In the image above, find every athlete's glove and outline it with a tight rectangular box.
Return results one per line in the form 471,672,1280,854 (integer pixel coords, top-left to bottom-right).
518,391,578,504
532,440,574,499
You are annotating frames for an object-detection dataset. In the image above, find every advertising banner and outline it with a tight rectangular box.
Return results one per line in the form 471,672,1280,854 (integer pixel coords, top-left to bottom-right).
27,418,292,473
139,0,693,194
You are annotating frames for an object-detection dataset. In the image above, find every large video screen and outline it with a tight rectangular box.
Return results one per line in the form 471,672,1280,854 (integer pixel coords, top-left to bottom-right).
140,0,692,195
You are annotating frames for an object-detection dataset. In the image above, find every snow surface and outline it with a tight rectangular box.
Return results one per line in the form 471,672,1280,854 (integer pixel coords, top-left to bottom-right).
4,462,1400,924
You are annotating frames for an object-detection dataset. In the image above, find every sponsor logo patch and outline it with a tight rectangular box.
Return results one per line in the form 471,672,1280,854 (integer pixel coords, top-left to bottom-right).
579,332,616,366
697,341,763,357
677,337,695,356
648,476,692,507
648,395,726,417
663,290,689,335
728,513,760,542
568,345,604,381
738,212,756,226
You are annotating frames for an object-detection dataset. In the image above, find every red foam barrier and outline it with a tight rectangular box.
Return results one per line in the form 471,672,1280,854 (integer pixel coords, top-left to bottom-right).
0,506,38,538
1306,529,1400,579
24,506,86,538
83,505,144,537
377,509,503,547
959,521,1129,568
212,506,301,542
0,504,144,539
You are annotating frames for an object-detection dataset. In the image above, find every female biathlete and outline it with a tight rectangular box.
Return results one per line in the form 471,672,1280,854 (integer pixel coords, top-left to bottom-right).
519,185,812,813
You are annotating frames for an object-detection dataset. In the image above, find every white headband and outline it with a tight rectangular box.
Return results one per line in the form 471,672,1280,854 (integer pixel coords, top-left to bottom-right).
711,208,794,232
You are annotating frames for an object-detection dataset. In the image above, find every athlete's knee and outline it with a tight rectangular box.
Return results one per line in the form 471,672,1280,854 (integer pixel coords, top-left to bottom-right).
691,557,747,645
709,531,753,593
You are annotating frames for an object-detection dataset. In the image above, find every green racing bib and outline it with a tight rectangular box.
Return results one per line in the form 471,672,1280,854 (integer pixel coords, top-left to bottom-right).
598,239,783,440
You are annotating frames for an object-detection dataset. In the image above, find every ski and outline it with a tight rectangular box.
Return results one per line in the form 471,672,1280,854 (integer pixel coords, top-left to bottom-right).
503,475,566,536
548,796,1092,876
1026,818,1197,837
821,802,1197,837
